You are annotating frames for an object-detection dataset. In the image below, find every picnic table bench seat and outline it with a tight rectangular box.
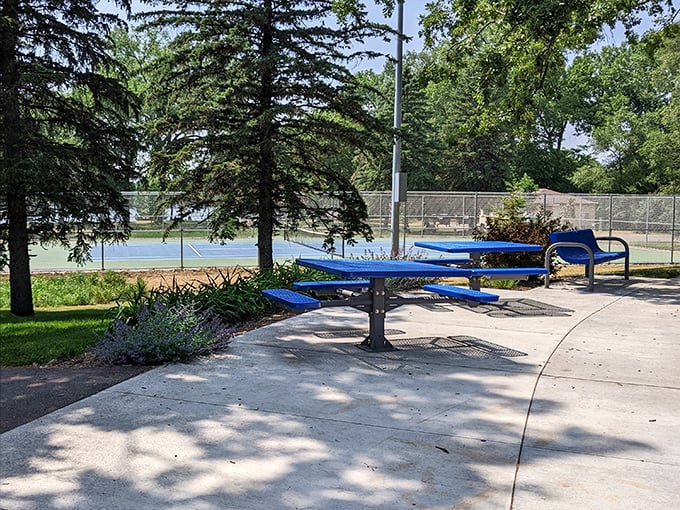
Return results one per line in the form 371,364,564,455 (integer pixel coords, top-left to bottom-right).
469,267,548,279
262,289,320,311
544,229,630,291
416,257,472,266
423,284,499,303
293,280,370,291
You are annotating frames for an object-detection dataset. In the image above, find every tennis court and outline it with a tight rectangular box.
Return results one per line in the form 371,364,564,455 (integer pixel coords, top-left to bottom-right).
23,236,415,271
12,233,672,273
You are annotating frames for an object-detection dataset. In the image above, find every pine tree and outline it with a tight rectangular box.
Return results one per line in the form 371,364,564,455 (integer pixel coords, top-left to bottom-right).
1,0,139,316
140,0,393,268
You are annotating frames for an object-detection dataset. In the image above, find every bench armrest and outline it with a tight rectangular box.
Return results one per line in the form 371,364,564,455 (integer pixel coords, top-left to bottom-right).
544,242,595,291
595,236,630,253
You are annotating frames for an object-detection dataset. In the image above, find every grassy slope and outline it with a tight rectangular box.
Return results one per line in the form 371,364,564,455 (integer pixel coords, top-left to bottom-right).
0,306,111,366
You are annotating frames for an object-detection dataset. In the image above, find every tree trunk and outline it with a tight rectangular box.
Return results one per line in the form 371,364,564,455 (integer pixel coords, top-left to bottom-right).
256,0,275,270
8,189,34,316
257,191,274,269
2,0,34,316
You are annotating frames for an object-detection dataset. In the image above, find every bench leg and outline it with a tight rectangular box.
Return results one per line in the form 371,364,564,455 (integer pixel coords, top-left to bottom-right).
358,277,395,352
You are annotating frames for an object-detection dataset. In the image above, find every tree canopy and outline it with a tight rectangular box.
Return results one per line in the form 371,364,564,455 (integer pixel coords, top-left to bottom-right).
419,0,678,127
1,0,139,315
138,0,394,268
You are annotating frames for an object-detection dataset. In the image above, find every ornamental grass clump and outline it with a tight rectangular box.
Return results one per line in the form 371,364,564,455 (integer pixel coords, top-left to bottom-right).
93,300,235,365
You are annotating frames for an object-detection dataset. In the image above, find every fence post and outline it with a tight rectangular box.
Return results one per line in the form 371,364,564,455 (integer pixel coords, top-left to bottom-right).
543,193,547,220
473,192,478,227
672,195,676,264
180,220,184,270
607,195,614,251
379,193,383,237
645,196,650,247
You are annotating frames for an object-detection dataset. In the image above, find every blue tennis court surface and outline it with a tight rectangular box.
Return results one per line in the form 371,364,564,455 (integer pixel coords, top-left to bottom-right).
89,239,418,262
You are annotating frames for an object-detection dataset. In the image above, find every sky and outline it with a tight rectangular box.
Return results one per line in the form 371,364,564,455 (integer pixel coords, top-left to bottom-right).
102,0,656,73
100,0,427,72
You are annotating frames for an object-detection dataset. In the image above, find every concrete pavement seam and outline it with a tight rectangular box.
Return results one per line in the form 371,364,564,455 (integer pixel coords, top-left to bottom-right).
508,288,634,509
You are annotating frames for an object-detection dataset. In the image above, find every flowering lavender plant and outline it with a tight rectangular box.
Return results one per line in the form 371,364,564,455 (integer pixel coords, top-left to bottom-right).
93,300,235,365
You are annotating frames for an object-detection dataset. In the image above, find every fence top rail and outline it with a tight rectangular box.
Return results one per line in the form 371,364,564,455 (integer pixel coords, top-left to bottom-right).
121,190,678,199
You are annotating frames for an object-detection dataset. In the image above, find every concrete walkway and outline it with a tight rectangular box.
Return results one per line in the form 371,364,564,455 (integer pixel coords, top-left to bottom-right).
1,276,679,509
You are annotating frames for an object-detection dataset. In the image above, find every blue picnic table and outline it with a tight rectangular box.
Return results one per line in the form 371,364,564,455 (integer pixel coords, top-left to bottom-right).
414,240,545,290
291,258,485,352
414,240,542,264
263,254,547,353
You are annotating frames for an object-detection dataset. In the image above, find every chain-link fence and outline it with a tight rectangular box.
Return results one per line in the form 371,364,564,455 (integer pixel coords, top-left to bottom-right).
373,191,678,264
20,191,677,271
118,191,678,265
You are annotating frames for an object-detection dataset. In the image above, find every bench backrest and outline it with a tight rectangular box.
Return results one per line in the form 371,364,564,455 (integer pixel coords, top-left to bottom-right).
549,229,603,260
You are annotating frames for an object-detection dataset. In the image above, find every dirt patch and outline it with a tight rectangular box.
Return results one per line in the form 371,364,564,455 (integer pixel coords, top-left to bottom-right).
112,267,258,290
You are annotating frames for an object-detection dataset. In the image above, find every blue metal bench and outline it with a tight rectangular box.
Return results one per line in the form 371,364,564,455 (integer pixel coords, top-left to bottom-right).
544,229,630,291
423,284,499,303
261,289,321,311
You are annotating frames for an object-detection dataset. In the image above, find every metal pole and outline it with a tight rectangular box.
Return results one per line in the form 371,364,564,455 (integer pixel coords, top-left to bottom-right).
403,195,407,252
671,195,676,264
608,195,613,236
390,0,404,258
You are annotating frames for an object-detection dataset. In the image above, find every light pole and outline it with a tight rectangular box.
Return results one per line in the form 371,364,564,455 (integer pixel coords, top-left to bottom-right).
390,0,405,258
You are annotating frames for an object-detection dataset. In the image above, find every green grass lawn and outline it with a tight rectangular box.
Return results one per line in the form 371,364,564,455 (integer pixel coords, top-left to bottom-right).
0,306,111,366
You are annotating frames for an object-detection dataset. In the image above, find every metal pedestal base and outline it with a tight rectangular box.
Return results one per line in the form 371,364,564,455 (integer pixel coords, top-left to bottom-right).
357,337,395,352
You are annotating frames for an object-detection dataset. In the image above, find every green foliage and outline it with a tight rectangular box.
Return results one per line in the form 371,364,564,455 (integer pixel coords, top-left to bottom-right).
0,307,111,366
490,173,539,225
93,301,235,365
108,263,332,326
473,188,571,275
1,0,138,315
0,272,133,309
136,1,393,269
567,31,680,193
420,0,675,130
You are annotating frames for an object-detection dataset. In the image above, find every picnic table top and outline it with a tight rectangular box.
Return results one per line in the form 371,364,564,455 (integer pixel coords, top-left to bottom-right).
414,240,542,253
295,258,474,279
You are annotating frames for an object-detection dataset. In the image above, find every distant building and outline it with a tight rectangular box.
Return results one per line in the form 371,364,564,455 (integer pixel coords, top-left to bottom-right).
532,189,598,228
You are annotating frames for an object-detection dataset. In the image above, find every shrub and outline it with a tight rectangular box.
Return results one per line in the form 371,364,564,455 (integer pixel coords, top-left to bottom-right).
474,210,570,273
108,263,333,325
93,300,236,365
473,184,571,276
357,246,439,291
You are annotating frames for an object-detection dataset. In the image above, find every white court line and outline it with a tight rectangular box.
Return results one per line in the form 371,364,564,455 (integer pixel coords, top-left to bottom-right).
187,243,202,257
